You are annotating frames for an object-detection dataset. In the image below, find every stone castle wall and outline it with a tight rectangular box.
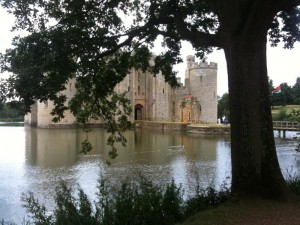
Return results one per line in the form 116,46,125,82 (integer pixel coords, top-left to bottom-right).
25,79,77,127
25,56,218,127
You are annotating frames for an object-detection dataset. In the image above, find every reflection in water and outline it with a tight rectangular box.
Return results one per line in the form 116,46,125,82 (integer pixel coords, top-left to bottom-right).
0,127,26,223
0,126,299,223
25,127,80,167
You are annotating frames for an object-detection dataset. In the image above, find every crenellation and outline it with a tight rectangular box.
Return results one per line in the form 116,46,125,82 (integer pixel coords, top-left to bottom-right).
189,61,218,69
209,62,218,68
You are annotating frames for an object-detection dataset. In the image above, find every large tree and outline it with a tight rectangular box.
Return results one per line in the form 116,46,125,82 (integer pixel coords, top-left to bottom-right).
293,77,300,104
217,92,229,119
270,82,294,106
1,0,300,199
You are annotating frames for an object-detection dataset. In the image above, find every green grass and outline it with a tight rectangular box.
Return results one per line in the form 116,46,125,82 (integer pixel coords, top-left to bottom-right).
272,105,300,120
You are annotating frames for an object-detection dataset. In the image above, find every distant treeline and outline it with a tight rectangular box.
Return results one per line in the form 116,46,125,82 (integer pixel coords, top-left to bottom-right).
269,77,300,106
0,101,25,122
218,76,300,121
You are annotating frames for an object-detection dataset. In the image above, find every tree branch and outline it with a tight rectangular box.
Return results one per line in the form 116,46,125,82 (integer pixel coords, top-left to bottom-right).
94,24,155,59
241,0,278,36
173,11,222,48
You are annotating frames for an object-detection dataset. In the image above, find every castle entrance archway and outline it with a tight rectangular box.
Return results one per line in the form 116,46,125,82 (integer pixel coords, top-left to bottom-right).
134,104,143,120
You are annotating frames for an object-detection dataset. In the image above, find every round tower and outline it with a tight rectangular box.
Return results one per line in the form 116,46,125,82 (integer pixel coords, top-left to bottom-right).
188,61,218,123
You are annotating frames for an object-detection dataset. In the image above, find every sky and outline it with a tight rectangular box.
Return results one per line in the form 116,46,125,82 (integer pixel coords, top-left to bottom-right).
1,7,300,96
174,41,300,96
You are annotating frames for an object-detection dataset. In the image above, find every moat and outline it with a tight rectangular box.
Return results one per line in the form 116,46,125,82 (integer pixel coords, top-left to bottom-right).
0,124,299,223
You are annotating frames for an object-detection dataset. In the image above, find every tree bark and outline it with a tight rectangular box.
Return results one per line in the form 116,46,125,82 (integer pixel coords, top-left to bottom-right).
224,34,291,199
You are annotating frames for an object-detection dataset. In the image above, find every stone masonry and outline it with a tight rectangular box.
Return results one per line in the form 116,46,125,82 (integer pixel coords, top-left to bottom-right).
24,55,218,127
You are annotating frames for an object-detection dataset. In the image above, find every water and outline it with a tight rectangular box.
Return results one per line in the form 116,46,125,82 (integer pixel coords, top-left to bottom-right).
0,125,299,223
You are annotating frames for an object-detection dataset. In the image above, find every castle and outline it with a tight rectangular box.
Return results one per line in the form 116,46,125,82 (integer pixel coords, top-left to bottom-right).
24,55,218,127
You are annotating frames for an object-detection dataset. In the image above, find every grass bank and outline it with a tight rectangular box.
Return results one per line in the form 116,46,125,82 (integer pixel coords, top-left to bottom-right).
180,177,300,225
179,197,300,225
272,105,300,120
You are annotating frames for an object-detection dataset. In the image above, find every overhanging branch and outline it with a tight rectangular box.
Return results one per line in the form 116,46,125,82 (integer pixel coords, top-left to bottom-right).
173,12,221,48
95,24,156,59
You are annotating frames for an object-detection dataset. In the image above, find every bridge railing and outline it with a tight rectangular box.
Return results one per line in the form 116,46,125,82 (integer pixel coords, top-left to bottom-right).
273,121,300,129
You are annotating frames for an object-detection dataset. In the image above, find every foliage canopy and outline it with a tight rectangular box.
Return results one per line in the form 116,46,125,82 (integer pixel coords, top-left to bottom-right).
269,77,300,106
1,1,298,111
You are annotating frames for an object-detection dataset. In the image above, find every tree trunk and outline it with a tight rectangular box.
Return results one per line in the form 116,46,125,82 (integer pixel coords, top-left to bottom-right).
224,35,291,199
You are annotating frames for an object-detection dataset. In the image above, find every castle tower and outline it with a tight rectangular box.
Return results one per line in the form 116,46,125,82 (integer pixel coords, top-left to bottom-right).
185,55,218,123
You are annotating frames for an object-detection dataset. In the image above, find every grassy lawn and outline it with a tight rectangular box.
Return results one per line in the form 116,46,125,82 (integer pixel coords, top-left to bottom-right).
272,105,300,120
179,197,300,225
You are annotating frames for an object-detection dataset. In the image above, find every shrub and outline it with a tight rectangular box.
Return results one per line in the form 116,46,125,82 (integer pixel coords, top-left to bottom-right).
287,175,300,196
21,176,230,225
21,177,184,225
288,109,300,122
184,184,231,217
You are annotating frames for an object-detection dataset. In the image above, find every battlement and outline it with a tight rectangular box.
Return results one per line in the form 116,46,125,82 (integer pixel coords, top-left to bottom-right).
190,61,218,69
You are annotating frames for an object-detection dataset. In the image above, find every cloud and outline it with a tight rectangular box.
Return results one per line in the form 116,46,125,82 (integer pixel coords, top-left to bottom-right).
0,8,15,53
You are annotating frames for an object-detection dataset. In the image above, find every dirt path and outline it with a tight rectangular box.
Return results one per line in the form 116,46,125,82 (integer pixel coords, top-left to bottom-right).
180,198,300,225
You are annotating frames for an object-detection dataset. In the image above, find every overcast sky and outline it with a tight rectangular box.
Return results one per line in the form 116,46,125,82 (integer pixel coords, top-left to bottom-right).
1,7,300,96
